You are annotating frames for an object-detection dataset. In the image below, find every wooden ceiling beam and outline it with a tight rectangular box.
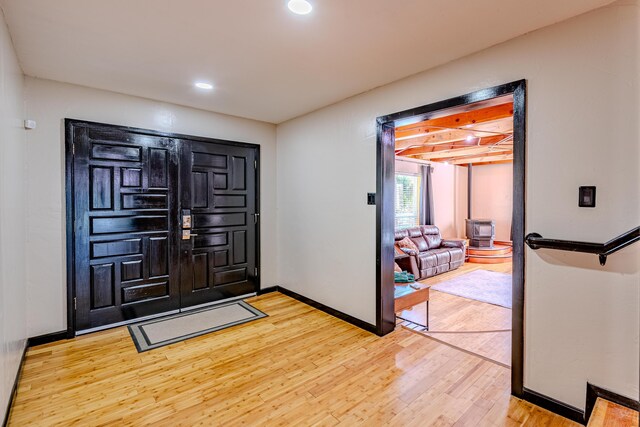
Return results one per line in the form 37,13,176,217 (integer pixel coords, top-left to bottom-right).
395,102,513,140
395,118,513,150
396,134,509,156
416,145,512,161
447,153,514,165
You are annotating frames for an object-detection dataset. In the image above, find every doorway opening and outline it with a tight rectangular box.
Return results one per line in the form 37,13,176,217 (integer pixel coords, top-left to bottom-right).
375,80,526,396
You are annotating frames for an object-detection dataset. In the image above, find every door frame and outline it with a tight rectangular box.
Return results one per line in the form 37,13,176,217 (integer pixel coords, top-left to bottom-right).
65,119,261,337
374,80,526,397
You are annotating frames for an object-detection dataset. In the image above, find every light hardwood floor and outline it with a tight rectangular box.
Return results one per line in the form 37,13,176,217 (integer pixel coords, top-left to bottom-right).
398,262,512,366
8,292,577,426
587,398,639,427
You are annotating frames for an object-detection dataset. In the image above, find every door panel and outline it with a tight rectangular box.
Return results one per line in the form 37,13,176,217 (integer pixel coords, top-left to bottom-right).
69,121,260,332
72,124,180,331
179,140,258,307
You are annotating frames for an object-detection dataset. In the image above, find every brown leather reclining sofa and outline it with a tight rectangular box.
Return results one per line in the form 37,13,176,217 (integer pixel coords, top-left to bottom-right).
395,225,466,280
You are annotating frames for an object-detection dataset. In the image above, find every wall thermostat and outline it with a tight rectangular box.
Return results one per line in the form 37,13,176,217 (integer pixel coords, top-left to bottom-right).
24,119,37,130
578,186,596,208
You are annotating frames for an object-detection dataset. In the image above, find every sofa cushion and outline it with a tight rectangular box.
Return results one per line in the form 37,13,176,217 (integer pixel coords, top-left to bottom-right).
420,225,440,235
397,236,419,254
430,248,451,264
418,253,438,269
394,229,409,242
419,225,442,249
424,233,442,249
447,248,465,263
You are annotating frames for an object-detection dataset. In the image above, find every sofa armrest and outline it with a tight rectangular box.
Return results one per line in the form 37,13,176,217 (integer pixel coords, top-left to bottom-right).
441,239,466,250
395,253,419,278
399,247,418,256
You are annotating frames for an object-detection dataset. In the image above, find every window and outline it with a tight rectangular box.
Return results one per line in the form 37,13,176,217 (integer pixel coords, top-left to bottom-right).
395,173,420,230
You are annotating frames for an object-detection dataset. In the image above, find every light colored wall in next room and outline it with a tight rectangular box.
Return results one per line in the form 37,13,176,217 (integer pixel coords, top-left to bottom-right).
0,7,27,422
23,77,278,337
468,162,513,242
277,0,639,410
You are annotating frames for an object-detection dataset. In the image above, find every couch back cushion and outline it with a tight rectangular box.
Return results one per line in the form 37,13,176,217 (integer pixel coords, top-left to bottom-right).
420,225,442,249
407,227,428,252
394,229,409,242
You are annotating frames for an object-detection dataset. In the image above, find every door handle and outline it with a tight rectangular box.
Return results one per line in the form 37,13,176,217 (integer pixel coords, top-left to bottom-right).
253,213,260,224
182,230,199,240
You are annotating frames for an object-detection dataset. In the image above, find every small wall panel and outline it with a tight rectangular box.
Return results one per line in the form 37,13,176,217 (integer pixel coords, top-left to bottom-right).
192,172,208,208
193,213,245,228
92,144,141,162
214,268,247,286
91,239,141,259
192,253,208,290
231,157,246,190
91,167,112,210
193,152,227,169
149,148,168,188
149,237,168,277
122,282,168,303
213,195,246,208
121,259,143,282
91,215,167,234
121,168,142,187
91,263,114,309
122,194,167,210
233,231,247,264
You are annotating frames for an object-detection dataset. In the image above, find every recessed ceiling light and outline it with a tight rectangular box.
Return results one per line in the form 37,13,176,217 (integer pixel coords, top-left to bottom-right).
195,82,213,90
288,0,312,15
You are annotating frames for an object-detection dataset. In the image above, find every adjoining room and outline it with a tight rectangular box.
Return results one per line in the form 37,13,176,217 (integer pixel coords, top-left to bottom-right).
392,95,515,367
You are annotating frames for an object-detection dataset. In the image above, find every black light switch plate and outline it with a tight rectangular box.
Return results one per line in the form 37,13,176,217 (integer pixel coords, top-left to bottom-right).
367,193,376,205
579,186,596,207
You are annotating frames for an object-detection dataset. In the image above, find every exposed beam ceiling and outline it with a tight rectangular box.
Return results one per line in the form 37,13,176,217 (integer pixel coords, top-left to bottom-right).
395,101,514,165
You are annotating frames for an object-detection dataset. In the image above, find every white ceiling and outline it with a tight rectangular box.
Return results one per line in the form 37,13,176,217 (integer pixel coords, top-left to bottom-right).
1,0,614,123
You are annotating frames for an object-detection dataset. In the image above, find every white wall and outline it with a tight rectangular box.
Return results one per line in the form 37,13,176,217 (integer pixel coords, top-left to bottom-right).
277,0,639,410
470,163,513,241
23,77,278,337
0,7,27,421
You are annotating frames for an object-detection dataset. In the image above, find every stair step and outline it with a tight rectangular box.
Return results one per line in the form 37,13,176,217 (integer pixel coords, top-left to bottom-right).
588,398,639,427
468,245,512,256
467,254,512,264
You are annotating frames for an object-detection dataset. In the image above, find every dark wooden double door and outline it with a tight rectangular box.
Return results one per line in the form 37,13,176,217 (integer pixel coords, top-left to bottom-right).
69,120,259,332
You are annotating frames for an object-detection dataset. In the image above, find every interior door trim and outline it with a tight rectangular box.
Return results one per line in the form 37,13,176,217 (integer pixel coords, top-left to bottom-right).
65,119,261,337
375,80,526,397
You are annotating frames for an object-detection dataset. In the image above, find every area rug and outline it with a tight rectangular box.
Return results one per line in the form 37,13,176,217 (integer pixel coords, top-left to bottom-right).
430,270,512,308
128,300,267,352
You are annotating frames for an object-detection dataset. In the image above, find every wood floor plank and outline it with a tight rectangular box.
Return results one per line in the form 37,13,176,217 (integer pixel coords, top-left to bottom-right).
398,262,512,366
8,292,578,426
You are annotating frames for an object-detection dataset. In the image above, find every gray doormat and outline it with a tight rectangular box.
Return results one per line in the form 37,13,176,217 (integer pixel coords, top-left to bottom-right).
128,300,267,352
430,270,512,308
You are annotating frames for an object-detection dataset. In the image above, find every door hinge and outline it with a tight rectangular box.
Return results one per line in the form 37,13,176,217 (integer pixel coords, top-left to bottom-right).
73,297,77,310
254,160,257,169
254,267,258,276
72,143,75,156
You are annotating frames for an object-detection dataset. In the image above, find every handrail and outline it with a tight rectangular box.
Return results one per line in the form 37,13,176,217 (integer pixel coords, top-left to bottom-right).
525,226,640,266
